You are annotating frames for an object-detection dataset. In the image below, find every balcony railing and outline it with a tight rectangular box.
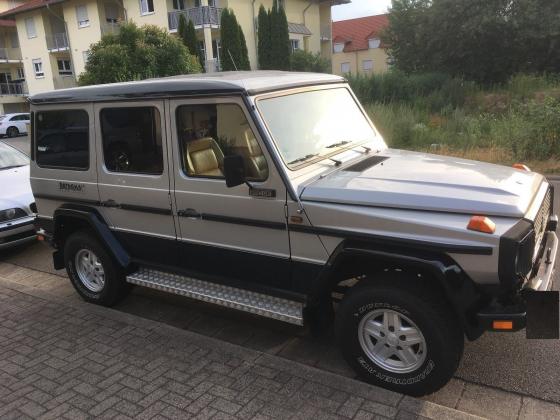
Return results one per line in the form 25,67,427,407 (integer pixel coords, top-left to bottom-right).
168,7,222,31
0,82,27,96
101,21,121,36
0,48,22,61
46,32,69,52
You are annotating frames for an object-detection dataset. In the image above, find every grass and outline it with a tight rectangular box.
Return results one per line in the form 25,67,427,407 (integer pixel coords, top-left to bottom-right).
349,72,560,173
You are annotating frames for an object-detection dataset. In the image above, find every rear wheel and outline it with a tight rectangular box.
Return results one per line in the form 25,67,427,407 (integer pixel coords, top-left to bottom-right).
6,126,18,138
335,272,464,396
64,230,130,306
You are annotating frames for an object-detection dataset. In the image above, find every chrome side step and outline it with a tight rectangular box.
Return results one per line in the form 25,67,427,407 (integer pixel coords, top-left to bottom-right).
126,267,304,325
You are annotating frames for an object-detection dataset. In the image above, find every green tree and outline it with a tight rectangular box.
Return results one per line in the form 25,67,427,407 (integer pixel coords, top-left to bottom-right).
383,0,560,84
220,9,250,71
257,5,271,69
178,15,204,70
79,22,201,85
269,0,290,70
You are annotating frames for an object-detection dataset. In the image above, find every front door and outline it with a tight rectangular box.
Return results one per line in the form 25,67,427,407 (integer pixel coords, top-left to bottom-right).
94,101,177,266
169,97,291,288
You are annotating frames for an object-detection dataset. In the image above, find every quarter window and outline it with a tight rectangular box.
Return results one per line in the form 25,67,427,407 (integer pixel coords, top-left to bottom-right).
176,103,268,181
25,17,36,38
100,107,163,174
32,59,44,78
35,110,89,170
76,5,90,28
140,0,154,15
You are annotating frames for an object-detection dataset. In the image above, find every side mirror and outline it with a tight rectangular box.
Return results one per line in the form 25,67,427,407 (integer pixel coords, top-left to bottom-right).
223,154,246,188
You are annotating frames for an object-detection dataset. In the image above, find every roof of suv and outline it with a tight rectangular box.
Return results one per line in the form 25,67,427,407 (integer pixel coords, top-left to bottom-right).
29,71,345,105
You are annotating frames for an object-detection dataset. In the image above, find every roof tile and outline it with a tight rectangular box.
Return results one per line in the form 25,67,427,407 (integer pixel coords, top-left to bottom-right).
332,14,389,52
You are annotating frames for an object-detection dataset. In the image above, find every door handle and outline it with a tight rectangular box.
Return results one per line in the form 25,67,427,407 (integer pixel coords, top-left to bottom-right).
101,199,119,208
178,208,201,219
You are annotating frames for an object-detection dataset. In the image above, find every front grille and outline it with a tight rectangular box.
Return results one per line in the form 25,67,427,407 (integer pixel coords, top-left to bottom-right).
533,188,552,262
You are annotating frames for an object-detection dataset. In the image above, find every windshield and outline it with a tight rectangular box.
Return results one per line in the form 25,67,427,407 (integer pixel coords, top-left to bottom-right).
257,87,384,168
0,141,28,169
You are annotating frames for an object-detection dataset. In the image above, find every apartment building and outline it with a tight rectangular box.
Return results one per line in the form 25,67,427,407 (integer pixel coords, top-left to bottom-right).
0,1,27,113
332,14,389,76
0,0,347,103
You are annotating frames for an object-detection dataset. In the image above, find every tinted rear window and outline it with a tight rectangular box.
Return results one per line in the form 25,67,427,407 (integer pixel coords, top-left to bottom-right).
35,110,89,170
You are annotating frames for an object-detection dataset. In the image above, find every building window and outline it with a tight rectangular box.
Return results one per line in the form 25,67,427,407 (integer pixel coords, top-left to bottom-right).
16,68,24,80
173,0,185,9
25,17,36,39
101,107,163,174
362,60,373,72
290,39,300,53
76,5,90,28
10,32,18,48
333,42,344,53
36,110,90,170
139,0,154,15
340,62,350,74
82,50,90,65
369,38,381,49
57,59,73,76
105,2,119,23
32,59,44,78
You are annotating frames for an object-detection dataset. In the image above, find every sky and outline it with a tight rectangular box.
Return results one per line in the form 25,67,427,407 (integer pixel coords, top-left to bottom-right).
332,0,392,21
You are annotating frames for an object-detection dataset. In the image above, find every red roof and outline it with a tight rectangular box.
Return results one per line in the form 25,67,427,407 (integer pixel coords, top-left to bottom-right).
0,0,65,19
332,14,389,52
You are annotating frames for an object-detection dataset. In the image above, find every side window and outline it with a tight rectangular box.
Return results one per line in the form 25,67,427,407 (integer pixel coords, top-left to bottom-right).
100,107,163,174
35,110,89,170
176,103,268,181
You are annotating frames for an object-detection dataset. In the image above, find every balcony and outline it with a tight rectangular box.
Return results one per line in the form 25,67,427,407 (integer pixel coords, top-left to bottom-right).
0,82,27,96
0,48,22,62
46,32,69,52
101,21,121,36
168,7,222,31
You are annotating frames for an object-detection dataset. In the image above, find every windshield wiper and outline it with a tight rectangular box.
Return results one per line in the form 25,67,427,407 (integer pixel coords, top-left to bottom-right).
326,140,352,149
288,154,318,165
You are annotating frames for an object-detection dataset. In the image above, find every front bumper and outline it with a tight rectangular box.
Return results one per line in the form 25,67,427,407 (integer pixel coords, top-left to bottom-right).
0,216,36,249
476,229,558,335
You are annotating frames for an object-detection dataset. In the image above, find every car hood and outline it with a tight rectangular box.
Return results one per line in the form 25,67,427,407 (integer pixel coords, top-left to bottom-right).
300,149,544,217
0,165,34,211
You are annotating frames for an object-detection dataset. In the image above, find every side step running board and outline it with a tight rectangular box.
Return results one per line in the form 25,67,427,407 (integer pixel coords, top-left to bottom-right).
126,267,305,325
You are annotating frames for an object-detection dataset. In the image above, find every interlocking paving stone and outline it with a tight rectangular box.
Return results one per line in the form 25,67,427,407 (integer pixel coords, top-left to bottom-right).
0,264,545,420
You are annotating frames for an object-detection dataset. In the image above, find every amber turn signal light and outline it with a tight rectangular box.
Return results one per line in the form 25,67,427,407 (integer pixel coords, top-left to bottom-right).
493,320,513,330
467,216,496,234
513,163,530,171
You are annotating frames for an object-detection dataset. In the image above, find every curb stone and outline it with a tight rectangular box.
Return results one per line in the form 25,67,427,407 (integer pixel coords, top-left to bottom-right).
0,270,485,420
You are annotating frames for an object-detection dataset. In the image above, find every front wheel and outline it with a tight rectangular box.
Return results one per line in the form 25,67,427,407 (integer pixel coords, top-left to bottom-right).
64,230,130,306
335,274,464,396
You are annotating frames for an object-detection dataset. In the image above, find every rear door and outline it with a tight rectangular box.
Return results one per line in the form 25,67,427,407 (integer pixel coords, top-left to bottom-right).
94,101,177,266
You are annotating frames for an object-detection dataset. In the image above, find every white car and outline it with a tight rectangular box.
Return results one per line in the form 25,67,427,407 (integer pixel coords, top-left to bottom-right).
0,141,36,249
0,113,30,138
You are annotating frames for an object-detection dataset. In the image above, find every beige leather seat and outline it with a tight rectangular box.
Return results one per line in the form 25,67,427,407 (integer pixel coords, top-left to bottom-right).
242,130,268,180
185,137,224,177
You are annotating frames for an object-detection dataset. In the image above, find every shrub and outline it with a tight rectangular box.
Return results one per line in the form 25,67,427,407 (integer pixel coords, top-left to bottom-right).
290,50,330,73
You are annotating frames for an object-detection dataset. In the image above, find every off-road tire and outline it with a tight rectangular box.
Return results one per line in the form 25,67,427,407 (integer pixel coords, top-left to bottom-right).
64,230,130,306
335,272,464,396
6,126,18,138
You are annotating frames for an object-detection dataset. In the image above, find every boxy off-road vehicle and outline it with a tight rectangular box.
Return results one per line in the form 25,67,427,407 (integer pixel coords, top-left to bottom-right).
30,72,558,396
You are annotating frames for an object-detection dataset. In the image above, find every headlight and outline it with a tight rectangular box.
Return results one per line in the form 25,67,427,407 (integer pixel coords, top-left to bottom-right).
0,208,27,222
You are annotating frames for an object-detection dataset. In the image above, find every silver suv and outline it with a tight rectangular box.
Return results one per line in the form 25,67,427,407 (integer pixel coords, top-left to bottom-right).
30,72,558,396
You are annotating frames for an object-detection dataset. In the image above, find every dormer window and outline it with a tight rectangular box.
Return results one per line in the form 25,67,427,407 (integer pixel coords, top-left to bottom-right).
333,42,345,53
369,38,381,49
